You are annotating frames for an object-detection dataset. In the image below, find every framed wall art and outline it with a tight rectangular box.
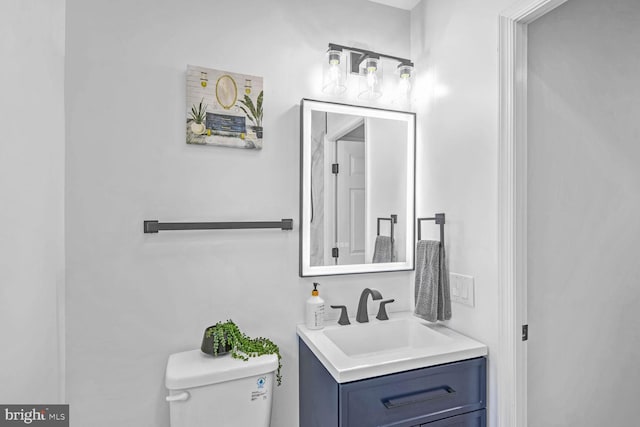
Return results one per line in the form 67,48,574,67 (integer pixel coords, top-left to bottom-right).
186,65,264,150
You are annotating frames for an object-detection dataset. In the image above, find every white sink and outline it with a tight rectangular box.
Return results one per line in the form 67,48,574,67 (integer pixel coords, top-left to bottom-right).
297,312,487,383
323,317,453,357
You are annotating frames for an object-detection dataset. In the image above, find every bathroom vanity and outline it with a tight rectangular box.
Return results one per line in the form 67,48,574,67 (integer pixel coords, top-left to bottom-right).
297,99,486,425
298,313,487,427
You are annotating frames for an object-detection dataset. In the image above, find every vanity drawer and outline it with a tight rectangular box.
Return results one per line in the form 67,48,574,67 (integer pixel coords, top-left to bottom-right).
339,358,486,427
421,409,486,426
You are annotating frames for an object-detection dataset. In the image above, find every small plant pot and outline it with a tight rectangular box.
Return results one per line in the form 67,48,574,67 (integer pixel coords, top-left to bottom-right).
190,122,206,135
201,327,232,356
251,125,263,139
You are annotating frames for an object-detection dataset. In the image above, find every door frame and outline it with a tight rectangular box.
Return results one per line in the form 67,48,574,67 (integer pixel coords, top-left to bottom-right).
497,0,568,426
323,118,365,265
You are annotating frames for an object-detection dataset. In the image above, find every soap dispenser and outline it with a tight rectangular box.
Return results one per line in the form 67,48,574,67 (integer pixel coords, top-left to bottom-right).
305,283,325,330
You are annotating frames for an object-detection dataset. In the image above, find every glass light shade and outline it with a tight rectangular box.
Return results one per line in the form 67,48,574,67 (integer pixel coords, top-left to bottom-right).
397,64,414,99
358,57,383,100
322,49,347,95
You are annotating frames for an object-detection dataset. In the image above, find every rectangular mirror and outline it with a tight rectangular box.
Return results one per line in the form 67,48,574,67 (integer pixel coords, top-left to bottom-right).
300,99,415,276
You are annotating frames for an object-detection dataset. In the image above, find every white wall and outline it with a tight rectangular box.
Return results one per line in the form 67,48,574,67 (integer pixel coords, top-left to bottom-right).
0,0,66,404
64,0,411,425
527,0,640,425
410,0,516,425
366,118,408,261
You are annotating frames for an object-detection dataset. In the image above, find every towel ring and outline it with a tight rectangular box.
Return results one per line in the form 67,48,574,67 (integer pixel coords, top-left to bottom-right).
417,213,445,246
377,214,397,241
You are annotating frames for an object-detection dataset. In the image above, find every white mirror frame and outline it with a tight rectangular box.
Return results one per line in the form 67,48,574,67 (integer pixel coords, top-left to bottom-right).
299,99,416,277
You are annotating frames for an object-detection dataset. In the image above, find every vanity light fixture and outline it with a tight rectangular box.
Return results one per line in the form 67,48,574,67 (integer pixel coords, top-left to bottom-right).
322,43,414,100
397,63,414,99
322,48,347,95
358,56,382,100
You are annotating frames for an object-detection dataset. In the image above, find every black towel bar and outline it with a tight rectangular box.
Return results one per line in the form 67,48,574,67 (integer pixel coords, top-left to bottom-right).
417,213,445,246
143,219,294,233
377,214,397,240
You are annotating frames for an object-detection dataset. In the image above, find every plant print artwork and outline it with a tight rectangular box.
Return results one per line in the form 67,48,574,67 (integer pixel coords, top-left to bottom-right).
186,65,264,150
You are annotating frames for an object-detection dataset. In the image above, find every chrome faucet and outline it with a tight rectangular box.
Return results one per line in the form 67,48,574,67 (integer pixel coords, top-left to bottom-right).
356,288,383,323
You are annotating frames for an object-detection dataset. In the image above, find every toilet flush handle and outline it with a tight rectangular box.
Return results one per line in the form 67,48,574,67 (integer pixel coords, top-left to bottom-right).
166,391,190,402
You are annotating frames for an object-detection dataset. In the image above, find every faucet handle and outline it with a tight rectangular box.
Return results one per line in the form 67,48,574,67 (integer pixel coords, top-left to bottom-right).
330,305,351,325
376,299,395,321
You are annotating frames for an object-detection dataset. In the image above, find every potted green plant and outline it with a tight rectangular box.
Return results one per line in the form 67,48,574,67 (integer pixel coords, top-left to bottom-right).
237,91,263,138
201,320,282,385
189,98,208,135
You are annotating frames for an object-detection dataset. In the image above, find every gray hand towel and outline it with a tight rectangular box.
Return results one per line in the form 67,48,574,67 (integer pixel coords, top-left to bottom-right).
372,235,395,263
414,240,452,321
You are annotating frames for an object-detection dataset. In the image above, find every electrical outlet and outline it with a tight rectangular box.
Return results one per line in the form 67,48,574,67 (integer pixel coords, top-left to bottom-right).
450,273,474,307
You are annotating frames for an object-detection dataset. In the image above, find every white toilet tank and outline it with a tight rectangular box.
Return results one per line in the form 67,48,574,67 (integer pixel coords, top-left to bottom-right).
165,349,278,427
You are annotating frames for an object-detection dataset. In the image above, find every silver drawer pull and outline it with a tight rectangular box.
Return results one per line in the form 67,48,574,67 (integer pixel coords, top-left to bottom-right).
382,386,456,409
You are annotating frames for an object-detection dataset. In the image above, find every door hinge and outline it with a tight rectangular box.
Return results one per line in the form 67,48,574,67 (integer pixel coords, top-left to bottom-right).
332,247,339,258
522,324,528,341
332,163,339,174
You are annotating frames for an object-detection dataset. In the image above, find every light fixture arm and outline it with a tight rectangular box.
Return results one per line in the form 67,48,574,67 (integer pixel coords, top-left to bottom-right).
328,43,414,73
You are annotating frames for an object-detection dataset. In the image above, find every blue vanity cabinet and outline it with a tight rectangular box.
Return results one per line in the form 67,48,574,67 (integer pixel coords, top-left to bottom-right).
299,339,486,427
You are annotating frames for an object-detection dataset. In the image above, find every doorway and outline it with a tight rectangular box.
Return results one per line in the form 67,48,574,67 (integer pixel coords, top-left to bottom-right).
335,135,366,265
498,0,640,425
323,117,367,266
526,0,640,425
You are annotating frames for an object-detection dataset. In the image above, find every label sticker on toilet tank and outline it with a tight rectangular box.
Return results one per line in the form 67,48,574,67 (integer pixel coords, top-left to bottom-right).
251,377,268,401
251,390,268,401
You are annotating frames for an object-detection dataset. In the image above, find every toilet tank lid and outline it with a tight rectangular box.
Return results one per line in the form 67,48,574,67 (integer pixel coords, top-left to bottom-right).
165,349,278,390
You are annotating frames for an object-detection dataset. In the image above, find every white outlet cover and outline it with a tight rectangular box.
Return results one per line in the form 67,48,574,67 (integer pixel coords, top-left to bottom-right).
450,273,475,307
